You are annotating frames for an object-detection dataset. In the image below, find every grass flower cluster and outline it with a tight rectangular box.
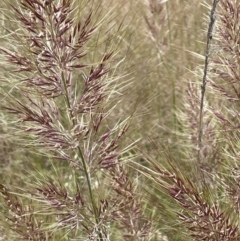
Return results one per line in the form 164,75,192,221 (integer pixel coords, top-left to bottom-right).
1,0,240,240
0,0,150,240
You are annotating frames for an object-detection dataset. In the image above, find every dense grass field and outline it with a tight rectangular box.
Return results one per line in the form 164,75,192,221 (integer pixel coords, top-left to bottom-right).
1,0,239,240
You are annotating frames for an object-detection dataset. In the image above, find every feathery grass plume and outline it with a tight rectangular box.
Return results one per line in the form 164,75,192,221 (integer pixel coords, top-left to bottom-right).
135,0,240,240
178,81,219,183
108,162,151,240
0,183,51,241
134,152,240,241
208,0,240,216
209,0,240,127
0,0,150,239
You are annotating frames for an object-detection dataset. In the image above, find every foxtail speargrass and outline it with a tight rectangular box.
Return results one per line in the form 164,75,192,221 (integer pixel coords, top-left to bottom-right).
0,0,150,240
4,0,240,240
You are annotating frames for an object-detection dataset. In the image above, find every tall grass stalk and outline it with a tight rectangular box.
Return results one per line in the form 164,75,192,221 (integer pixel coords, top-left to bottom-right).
198,0,220,170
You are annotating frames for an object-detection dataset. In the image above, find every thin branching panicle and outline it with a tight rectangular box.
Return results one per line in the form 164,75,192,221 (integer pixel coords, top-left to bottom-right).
0,0,150,240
